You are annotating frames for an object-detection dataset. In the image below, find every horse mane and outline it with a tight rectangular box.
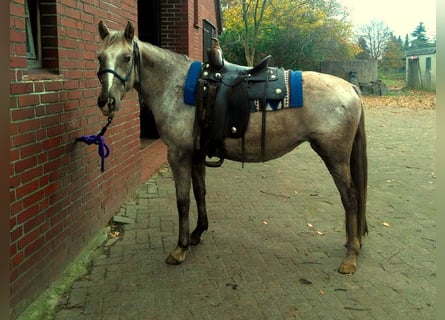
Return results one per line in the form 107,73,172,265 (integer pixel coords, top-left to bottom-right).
137,38,192,65
101,28,192,65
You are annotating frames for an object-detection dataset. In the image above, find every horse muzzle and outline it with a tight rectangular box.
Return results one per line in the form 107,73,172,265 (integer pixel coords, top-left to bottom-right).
98,95,117,116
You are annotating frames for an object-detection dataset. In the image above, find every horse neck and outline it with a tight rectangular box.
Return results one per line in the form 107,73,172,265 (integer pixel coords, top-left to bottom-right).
135,40,191,109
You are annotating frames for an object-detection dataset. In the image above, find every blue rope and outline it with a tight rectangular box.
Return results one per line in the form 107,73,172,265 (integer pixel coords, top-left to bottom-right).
76,117,112,172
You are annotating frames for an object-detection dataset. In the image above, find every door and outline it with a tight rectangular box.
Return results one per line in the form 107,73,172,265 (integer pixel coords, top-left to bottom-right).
138,0,161,139
407,58,421,90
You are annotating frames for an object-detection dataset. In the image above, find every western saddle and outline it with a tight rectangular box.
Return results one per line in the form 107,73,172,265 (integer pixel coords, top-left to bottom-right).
194,38,287,167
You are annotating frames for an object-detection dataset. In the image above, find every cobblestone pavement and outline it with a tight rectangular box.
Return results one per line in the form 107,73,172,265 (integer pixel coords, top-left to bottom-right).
54,108,436,320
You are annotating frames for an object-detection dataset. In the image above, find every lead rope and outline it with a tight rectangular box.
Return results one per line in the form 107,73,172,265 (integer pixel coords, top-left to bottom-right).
75,116,113,172
76,41,144,173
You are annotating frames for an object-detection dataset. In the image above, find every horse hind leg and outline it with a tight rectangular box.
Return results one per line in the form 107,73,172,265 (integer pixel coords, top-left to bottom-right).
310,141,364,274
190,152,209,245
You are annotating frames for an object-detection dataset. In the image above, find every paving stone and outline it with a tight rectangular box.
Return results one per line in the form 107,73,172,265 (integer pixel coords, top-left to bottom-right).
54,108,436,320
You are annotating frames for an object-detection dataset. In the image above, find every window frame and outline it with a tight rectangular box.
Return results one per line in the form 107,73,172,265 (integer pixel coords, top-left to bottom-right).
25,0,42,69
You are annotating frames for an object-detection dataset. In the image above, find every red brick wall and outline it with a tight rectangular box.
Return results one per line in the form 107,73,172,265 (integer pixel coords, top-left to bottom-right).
160,0,220,60
10,0,220,317
9,0,141,316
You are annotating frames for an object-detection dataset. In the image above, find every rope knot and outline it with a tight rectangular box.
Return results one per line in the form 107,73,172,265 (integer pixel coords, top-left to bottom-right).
75,117,113,172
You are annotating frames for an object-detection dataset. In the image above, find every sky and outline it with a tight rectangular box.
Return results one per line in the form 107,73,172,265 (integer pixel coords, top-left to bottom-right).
338,0,436,40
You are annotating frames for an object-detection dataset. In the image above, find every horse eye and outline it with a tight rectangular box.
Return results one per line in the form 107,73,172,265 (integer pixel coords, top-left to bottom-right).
124,56,131,63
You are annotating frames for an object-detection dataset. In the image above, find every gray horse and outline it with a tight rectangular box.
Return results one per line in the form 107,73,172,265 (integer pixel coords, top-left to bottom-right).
96,21,368,274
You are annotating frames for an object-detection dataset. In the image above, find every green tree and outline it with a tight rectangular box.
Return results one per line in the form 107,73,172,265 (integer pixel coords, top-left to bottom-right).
220,0,357,70
379,34,405,72
355,36,370,60
410,22,431,48
403,34,410,50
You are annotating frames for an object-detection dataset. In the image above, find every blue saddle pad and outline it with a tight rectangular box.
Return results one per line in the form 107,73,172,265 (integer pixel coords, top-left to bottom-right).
183,62,303,108
288,70,303,108
184,61,202,105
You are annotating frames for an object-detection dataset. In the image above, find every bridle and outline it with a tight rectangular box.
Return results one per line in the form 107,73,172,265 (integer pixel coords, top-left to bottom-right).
97,40,144,106
97,41,139,84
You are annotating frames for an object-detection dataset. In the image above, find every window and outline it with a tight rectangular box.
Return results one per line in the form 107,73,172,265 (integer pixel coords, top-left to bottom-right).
24,0,59,72
25,0,40,68
202,20,217,63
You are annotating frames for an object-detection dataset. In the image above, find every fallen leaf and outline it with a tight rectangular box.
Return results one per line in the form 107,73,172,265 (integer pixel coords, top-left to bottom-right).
316,231,325,235
382,222,390,227
319,290,326,295
307,223,313,228
262,220,268,225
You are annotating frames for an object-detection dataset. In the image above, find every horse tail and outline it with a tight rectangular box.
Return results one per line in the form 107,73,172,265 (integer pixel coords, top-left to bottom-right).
351,101,368,237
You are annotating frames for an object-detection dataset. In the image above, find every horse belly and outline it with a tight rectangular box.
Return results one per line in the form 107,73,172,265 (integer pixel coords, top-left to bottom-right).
223,108,306,162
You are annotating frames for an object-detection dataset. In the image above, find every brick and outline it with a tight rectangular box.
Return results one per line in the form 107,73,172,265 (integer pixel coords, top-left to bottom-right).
40,92,60,103
44,81,63,91
17,227,40,250
40,114,61,128
10,225,23,243
10,82,34,95
21,166,43,183
11,252,24,268
22,189,45,209
46,125,65,137
18,118,41,133
24,235,45,257
42,137,61,149
14,156,38,174
11,107,35,121
23,213,44,233
18,94,40,107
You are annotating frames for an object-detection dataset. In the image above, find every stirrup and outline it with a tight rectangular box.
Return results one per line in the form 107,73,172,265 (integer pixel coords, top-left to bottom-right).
205,156,224,167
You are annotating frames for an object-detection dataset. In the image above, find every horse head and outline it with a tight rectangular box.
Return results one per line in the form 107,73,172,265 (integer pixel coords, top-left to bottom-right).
96,21,137,117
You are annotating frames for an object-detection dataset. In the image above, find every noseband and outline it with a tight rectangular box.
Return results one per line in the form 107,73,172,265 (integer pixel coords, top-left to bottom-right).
97,41,139,84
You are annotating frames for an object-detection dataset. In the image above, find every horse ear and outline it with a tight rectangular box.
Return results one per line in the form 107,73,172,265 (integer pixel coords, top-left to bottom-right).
124,21,135,42
98,21,109,40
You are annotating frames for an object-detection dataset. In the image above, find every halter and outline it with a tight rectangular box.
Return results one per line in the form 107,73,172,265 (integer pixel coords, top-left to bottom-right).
97,41,139,84
97,40,144,107
78,40,145,172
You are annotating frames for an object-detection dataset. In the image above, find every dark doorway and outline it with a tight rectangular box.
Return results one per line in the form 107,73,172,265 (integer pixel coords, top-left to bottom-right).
407,58,421,90
138,0,160,139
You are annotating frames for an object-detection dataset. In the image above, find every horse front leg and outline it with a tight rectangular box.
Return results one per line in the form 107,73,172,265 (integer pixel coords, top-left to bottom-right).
190,152,208,245
165,152,192,265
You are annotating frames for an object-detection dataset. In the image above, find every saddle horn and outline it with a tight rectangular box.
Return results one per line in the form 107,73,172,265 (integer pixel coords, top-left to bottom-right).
207,37,224,70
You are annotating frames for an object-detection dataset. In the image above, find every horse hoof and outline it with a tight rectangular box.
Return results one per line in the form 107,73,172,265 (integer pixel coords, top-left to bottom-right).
338,259,357,274
165,254,183,265
165,246,188,265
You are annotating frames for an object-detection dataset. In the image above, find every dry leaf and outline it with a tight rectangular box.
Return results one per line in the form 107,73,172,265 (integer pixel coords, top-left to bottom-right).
316,231,325,235
262,220,268,225
363,91,436,110
319,290,326,295
382,222,390,227
307,223,313,228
